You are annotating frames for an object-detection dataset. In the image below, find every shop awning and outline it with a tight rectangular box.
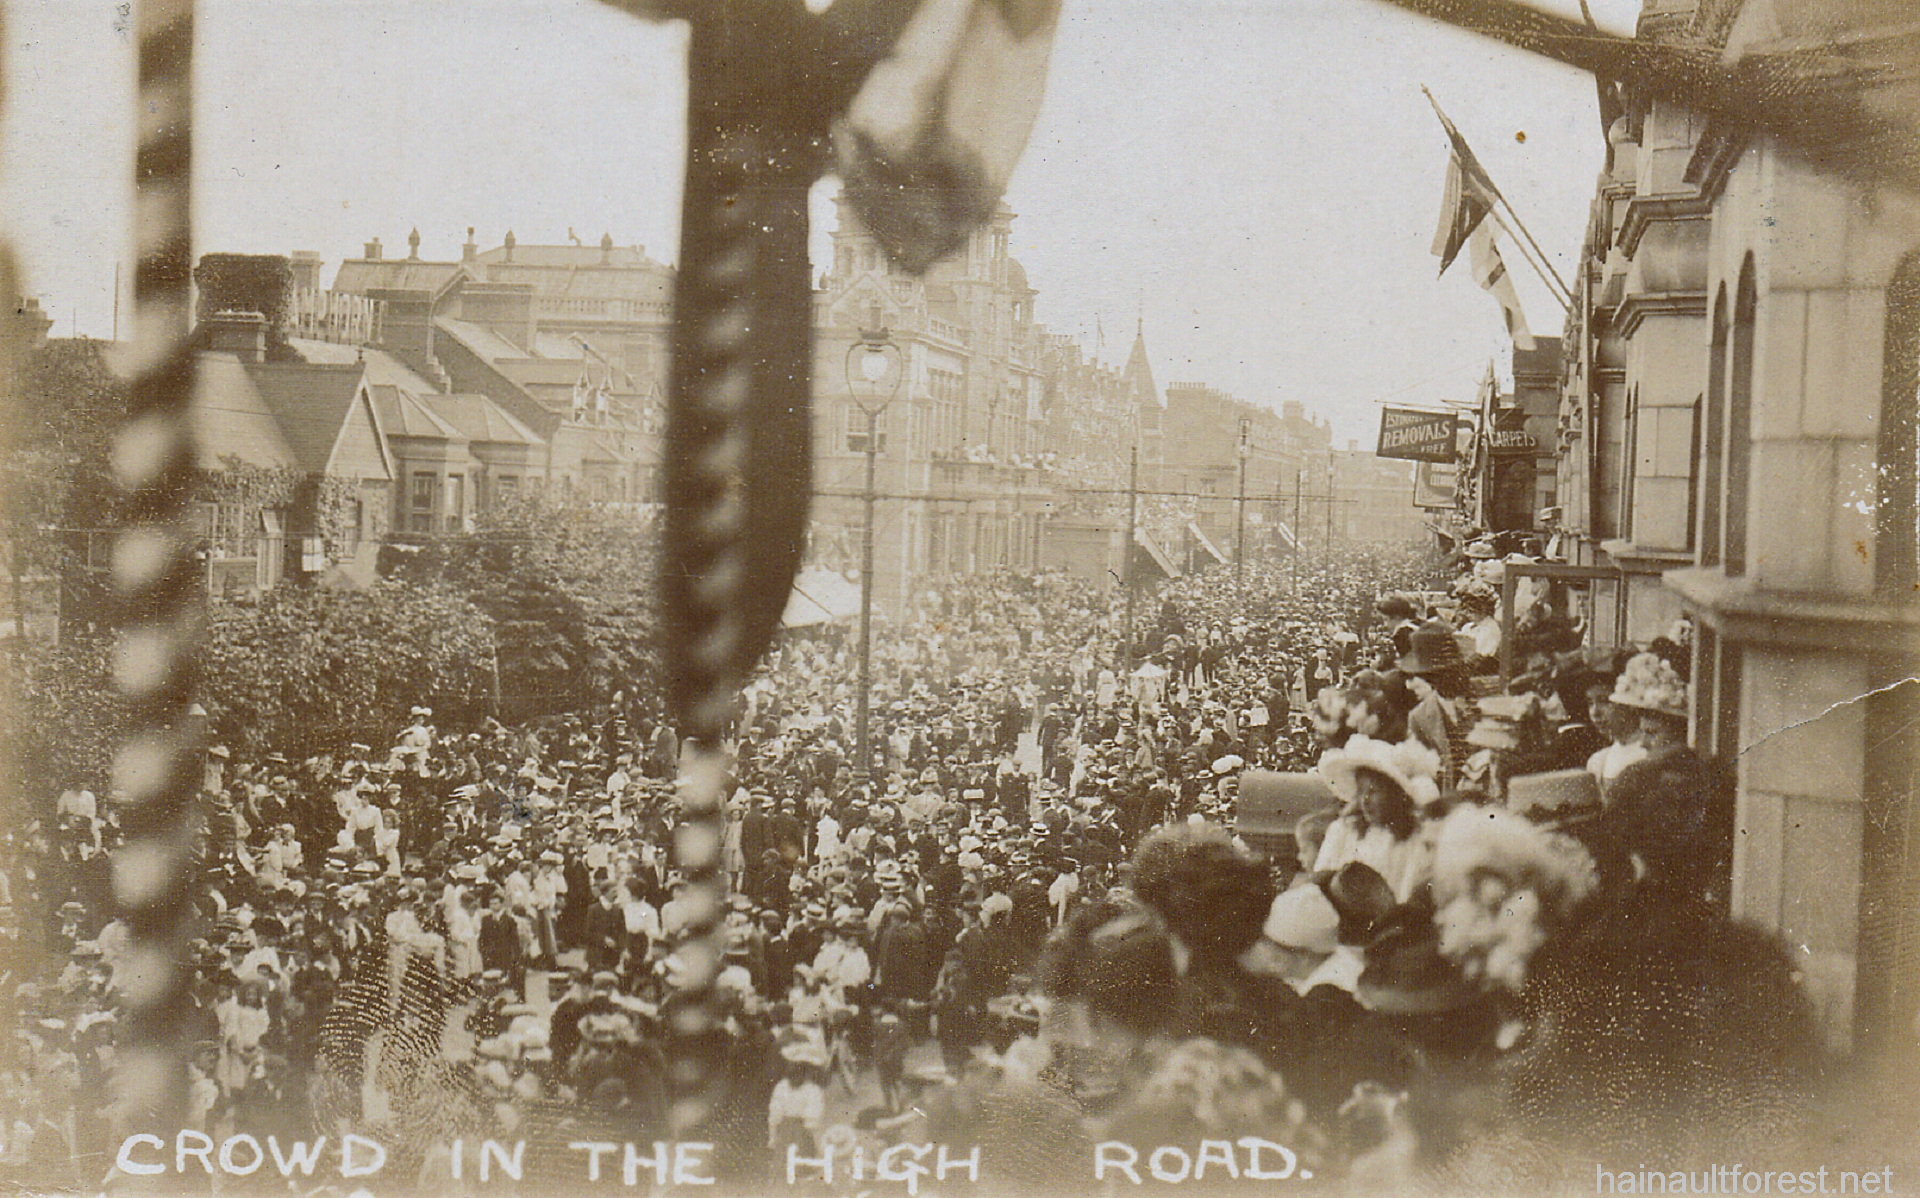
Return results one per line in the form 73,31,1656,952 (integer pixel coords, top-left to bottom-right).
781,568,864,627
1188,522,1230,566
1130,527,1181,582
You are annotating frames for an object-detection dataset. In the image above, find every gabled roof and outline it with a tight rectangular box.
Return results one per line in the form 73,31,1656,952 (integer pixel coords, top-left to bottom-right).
244,360,391,478
195,351,393,482
194,354,299,469
433,393,543,447
371,385,464,442
290,338,440,394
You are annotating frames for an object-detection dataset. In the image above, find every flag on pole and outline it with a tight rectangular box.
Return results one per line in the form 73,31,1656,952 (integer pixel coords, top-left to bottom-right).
1430,152,1495,276
1468,222,1535,350
1423,86,1501,200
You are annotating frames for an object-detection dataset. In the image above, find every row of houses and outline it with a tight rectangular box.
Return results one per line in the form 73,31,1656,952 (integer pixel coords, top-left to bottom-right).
142,202,1368,608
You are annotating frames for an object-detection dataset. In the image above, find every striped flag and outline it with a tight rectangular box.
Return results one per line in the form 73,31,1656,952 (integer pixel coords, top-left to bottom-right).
1431,152,1495,276
1468,222,1535,350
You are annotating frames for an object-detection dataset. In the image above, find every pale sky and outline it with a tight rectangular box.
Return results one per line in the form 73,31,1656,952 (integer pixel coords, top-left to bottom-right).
3,0,1639,448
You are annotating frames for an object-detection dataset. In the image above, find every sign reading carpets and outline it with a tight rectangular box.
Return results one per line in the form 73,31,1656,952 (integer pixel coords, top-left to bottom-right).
1376,408,1458,462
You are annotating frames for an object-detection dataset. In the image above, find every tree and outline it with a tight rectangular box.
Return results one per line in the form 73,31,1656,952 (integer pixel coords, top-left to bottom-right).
390,491,664,722
200,581,498,756
0,338,126,644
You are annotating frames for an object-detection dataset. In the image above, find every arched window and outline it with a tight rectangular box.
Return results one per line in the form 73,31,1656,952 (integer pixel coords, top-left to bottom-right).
1725,255,1757,575
1699,283,1729,566
1877,252,1920,592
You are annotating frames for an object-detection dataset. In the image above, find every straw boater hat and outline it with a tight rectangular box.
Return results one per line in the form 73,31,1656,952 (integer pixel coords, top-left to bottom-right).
1609,651,1689,720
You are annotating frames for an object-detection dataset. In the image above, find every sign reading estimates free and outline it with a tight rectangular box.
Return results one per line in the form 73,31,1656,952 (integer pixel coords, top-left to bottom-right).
1376,407,1458,462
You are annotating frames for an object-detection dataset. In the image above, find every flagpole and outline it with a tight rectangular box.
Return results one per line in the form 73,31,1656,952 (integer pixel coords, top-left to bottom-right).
1486,207,1572,311
1422,86,1574,307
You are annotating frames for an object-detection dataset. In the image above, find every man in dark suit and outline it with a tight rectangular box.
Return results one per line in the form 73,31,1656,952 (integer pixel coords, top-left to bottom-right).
583,883,626,972
477,889,525,994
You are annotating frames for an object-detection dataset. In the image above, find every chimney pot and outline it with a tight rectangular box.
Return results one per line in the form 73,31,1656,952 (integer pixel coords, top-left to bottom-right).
463,227,477,263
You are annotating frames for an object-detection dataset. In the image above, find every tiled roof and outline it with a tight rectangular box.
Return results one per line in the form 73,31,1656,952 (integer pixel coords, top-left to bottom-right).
436,316,529,361
194,354,299,469
331,259,467,296
289,339,440,394
371,385,463,442
473,243,665,270
244,361,377,475
433,393,543,446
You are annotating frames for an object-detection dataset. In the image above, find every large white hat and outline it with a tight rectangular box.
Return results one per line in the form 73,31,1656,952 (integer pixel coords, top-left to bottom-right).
1315,735,1441,809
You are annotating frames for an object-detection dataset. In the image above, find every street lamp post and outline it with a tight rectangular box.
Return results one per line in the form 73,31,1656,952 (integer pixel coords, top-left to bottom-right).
846,327,903,782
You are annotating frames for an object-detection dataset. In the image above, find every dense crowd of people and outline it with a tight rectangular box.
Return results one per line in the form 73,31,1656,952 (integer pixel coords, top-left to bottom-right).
2,540,1828,1192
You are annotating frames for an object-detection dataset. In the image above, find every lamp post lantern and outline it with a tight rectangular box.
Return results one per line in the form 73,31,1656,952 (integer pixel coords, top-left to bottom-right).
846,326,903,782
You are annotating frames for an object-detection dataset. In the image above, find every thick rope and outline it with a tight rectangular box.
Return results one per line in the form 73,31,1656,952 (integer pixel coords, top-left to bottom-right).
110,0,202,1132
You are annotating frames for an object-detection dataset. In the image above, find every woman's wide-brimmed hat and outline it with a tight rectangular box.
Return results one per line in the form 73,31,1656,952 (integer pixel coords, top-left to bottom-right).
1397,620,1467,676
1315,735,1442,809
1609,651,1689,719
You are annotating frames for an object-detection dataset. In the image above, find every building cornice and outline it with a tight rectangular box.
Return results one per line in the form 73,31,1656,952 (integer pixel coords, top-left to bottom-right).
1619,192,1715,258
1601,538,1695,569
1665,566,1920,656
1683,119,1748,204
1616,289,1708,338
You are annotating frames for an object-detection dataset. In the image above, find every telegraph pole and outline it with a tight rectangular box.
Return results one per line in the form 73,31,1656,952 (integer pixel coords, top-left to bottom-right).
1324,452,1335,574
1121,438,1139,670
1291,468,1303,590
1236,417,1250,592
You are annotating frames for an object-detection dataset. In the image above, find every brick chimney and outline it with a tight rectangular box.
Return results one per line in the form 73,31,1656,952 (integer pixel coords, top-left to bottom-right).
206,310,268,363
364,237,382,260
502,230,516,263
462,227,478,262
600,232,613,264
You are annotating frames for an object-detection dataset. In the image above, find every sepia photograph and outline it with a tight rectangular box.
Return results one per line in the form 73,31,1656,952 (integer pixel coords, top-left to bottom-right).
1,0,1917,1193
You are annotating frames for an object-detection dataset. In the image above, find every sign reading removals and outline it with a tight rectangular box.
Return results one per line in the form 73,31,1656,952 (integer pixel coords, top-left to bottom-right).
1376,408,1458,462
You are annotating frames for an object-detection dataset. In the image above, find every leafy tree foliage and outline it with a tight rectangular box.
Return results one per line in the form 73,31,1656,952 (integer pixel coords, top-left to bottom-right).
392,491,662,723
199,581,498,757
0,338,125,637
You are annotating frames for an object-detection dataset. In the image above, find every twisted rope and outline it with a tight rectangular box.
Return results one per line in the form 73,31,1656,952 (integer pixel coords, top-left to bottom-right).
110,0,201,1131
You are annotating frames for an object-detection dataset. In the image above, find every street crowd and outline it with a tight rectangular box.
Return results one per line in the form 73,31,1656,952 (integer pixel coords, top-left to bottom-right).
1,540,1826,1192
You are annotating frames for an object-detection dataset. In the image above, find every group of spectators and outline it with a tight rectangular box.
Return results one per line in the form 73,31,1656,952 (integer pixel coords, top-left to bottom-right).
1,540,1828,1192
